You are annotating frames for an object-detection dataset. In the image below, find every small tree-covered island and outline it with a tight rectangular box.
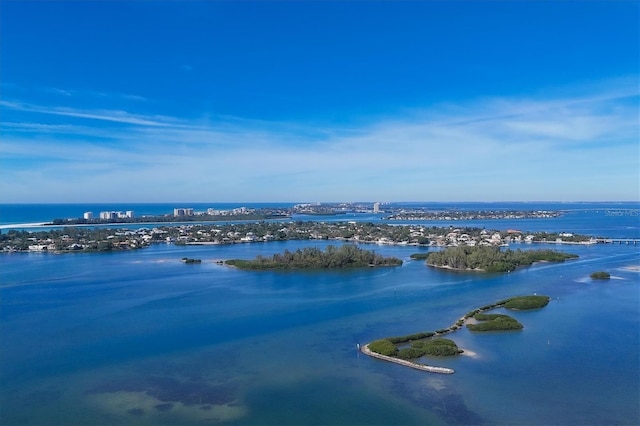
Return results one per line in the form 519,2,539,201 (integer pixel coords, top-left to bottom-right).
590,271,611,280
426,246,578,272
363,295,551,374
224,244,402,270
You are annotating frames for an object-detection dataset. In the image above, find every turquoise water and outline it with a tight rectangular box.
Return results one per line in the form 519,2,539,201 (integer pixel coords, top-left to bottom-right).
1,203,639,424
1,237,638,425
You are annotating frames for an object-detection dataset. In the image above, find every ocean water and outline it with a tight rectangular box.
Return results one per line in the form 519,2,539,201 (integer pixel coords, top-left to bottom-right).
1,203,639,425
2,202,639,238
0,203,296,226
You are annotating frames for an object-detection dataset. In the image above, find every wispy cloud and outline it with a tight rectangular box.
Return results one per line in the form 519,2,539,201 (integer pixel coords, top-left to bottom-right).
3,83,147,103
1,78,638,202
0,100,170,126
48,87,72,97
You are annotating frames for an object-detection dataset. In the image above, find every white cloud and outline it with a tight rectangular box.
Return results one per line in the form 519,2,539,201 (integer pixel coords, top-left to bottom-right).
0,100,171,127
49,87,72,96
1,78,638,202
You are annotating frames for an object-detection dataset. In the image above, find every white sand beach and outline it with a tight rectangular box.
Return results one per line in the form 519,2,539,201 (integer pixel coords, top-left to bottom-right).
0,222,48,229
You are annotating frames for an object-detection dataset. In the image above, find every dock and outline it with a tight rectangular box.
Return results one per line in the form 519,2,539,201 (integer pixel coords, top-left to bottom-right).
595,238,640,245
360,344,454,374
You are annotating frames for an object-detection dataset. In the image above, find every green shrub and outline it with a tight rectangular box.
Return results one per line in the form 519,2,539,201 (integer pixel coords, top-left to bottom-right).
590,271,611,280
468,313,523,331
368,339,398,356
409,253,429,260
406,331,435,341
397,347,426,359
399,338,461,358
426,338,457,346
502,295,550,310
474,313,508,321
422,338,461,356
427,246,578,272
464,310,480,319
226,244,402,270
387,332,434,344
423,344,461,356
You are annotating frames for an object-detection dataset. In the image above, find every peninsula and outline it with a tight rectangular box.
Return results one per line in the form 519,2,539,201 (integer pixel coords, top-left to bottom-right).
48,208,290,226
387,209,561,221
1,221,598,253
46,203,565,226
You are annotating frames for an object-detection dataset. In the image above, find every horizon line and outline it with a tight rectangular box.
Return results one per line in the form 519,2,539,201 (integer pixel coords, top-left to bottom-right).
1,200,639,205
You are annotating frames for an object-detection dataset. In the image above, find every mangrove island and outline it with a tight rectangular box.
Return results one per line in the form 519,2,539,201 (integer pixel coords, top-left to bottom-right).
426,246,578,272
466,313,523,331
590,271,611,280
362,295,551,373
224,244,402,270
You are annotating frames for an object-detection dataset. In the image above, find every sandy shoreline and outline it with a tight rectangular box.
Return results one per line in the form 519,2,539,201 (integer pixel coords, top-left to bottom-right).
359,300,507,373
0,221,176,230
0,222,49,230
427,263,484,272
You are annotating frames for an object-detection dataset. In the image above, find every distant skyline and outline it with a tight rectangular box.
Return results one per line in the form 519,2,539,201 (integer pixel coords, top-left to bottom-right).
1,1,638,203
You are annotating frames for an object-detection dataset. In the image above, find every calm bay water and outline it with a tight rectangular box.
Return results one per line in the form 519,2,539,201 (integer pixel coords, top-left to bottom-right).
1,203,639,425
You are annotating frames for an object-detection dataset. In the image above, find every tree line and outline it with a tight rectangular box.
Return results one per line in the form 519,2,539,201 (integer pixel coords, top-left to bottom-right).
367,295,550,359
225,244,402,270
426,246,578,272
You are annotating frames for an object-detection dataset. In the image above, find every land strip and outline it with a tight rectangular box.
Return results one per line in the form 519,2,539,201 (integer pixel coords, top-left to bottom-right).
360,344,454,374
1,221,597,253
362,296,550,373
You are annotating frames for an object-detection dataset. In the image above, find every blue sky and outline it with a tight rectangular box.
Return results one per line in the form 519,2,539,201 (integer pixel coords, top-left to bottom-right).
1,1,638,203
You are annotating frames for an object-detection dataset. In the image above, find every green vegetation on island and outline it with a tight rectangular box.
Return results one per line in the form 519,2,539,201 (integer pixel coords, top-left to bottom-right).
400,338,462,358
225,244,402,270
2,219,599,254
368,336,462,360
590,271,611,280
0,228,151,252
531,232,592,243
367,294,550,361
500,295,550,309
426,246,578,272
387,332,435,344
409,252,430,260
461,296,550,319
368,339,399,357
466,313,523,331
